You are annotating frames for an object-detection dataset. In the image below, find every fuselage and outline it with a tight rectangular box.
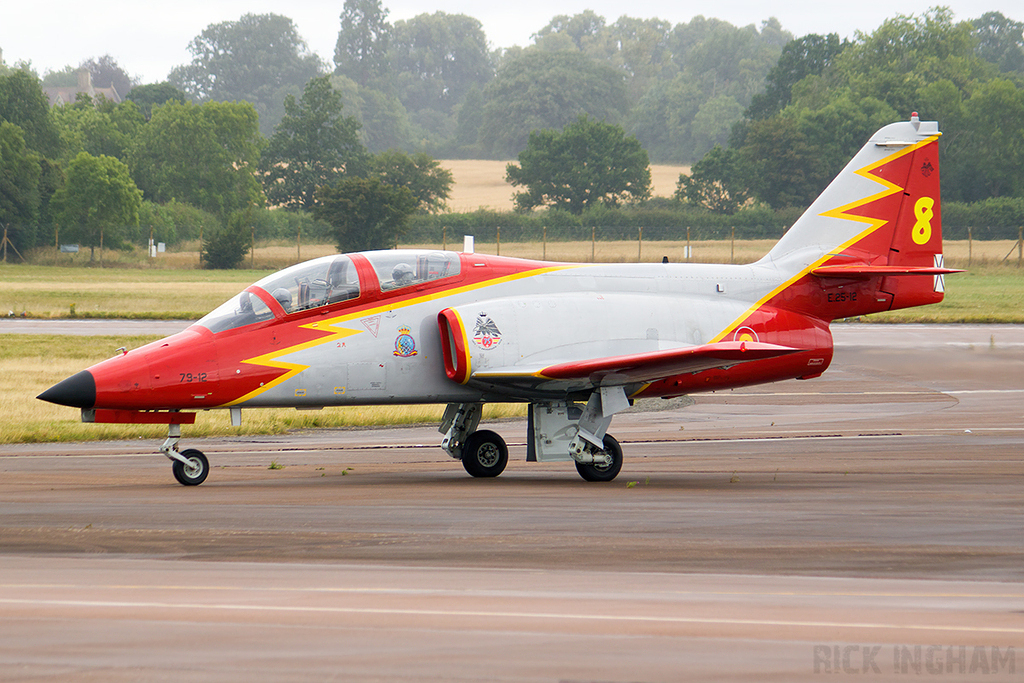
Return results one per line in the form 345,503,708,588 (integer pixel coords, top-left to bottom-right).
65,249,839,413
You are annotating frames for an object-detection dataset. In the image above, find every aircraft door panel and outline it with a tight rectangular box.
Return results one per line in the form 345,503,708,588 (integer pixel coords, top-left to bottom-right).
349,361,387,392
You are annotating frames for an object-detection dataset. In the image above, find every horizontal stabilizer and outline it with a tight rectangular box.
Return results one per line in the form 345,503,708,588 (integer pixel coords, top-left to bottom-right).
530,341,803,385
812,265,963,278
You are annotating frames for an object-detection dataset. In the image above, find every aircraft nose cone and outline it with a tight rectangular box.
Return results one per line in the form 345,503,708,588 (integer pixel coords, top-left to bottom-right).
37,370,96,409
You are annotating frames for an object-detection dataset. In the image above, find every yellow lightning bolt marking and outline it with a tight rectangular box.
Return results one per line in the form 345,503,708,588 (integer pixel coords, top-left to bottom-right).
709,134,939,344
223,264,578,405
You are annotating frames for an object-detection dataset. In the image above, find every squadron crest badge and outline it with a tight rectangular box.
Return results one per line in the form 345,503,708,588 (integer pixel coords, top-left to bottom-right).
393,326,418,357
472,314,502,349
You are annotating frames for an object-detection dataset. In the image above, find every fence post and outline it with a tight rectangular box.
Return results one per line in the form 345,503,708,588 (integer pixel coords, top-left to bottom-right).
1019,226,1022,268
250,224,255,269
442,225,447,251
686,226,691,262
638,226,643,261
100,227,104,268
730,227,735,264
591,226,596,262
967,226,972,267
543,225,547,261
497,225,501,256
297,222,301,263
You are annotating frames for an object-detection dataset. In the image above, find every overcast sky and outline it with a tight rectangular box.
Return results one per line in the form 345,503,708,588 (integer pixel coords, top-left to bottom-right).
2,0,1019,84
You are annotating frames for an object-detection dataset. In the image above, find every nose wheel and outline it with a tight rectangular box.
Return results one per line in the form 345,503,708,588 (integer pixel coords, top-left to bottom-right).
171,449,210,486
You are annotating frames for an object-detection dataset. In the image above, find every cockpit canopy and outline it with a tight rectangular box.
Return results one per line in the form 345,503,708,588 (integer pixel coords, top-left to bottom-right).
196,251,461,334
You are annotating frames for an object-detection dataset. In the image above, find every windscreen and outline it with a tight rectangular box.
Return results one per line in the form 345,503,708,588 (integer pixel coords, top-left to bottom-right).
195,255,360,333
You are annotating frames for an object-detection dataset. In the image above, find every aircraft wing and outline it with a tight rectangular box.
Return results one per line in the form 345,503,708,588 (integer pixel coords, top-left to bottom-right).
473,341,803,387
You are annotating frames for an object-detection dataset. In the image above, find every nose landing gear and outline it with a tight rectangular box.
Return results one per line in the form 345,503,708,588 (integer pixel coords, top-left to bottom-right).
161,421,209,486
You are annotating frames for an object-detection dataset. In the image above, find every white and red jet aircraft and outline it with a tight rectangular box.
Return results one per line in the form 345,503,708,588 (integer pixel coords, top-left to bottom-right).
40,116,958,485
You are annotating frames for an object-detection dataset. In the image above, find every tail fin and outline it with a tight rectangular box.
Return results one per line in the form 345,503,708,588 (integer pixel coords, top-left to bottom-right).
761,115,957,316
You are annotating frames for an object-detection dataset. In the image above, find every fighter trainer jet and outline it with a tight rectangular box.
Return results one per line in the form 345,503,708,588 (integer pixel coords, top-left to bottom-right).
39,115,958,485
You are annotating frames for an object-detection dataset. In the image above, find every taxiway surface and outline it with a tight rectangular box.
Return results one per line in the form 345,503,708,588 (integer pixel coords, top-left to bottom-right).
1,325,1021,681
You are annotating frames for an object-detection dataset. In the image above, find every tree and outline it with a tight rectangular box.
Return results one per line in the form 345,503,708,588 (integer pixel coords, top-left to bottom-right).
962,78,1024,198
626,75,705,162
313,176,417,252
675,145,750,214
202,210,252,269
390,12,493,115
534,11,606,50
691,94,744,158
0,70,62,157
479,51,630,158
129,100,265,219
505,115,651,214
334,0,392,87
745,33,846,120
330,73,414,153
832,8,991,116
169,13,324,135
0,122,41,249
972,12,1024,74
125,82,187,120
262,76,368,212
370,149,452,213
740,116,827,209
582,16,676,100
51,97,144,163
52,152,142,261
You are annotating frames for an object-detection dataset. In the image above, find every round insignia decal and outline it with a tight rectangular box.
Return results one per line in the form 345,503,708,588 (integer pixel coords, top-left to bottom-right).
393,327,418,357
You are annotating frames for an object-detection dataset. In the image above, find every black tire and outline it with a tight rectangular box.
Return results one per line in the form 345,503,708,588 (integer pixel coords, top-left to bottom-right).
172,449,209,486
461,430,508,478
575,434,623,482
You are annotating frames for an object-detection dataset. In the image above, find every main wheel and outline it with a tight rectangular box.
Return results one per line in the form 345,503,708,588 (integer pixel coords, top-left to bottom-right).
172,448,209,486
461,430,508,478
575,434,623,482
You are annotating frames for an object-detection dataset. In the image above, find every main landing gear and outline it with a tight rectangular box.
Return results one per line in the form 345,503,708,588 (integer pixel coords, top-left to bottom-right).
439,395,626,482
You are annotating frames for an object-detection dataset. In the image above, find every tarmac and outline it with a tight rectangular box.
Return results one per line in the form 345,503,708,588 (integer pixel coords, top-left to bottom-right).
1,324,1022,681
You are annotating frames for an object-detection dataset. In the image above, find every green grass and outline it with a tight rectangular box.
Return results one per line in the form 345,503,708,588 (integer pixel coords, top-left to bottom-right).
862,267,1024,323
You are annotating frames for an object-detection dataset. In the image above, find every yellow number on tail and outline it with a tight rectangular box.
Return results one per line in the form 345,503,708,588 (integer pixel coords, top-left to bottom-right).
912,197,934,245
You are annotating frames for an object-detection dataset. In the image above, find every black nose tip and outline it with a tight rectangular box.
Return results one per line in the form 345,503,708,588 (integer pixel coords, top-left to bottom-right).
38,370,96,409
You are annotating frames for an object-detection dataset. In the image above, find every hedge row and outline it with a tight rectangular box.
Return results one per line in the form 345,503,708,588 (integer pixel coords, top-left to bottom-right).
942,197,1024,240
404,204,805,242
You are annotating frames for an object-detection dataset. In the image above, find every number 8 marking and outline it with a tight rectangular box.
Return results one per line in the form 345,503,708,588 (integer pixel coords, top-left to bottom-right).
912,196,934,245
